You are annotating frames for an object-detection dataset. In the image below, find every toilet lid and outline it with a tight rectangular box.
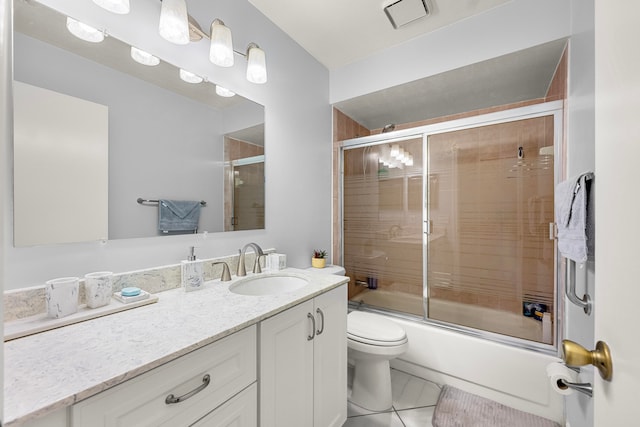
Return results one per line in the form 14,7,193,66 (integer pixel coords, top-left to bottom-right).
347,311,407,346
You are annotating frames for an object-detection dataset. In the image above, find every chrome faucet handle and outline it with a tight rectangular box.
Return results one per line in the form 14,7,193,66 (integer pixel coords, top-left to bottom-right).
212,262,232,282
253,254,267,274
237,248,246,277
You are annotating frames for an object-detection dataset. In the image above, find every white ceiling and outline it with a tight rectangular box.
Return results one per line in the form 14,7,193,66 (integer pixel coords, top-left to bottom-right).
248,0,510,70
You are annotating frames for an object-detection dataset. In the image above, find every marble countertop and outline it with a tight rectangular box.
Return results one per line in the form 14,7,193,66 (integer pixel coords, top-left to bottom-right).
4,268,349,426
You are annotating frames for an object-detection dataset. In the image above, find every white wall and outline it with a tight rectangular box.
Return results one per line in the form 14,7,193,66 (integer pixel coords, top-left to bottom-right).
4,0,331,289
565,1,596,426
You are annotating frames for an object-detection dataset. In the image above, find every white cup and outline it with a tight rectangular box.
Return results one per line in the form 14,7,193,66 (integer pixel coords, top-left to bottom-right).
45,277,79,318
84,271,113,309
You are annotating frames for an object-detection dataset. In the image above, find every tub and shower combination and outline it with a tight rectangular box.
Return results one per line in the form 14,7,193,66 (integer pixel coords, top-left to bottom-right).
339,101,565,421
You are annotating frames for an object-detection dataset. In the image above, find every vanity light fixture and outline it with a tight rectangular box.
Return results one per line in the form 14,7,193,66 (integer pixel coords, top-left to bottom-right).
130,46,160,66
179,69,203,84
92,0,130,15
215,85,235,97
159,0,190,45
246,43,267,84
209,19,234,67
155,2,268,84
66,17,105,43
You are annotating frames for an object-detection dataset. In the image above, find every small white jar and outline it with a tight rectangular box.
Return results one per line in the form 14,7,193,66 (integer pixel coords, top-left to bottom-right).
45,277,79,318
84,271,113,308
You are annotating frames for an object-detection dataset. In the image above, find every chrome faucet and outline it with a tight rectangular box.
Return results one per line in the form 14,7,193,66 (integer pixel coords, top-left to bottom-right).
237,242,265,277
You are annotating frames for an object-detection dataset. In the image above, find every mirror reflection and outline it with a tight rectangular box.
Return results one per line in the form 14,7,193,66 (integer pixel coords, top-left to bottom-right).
13,0,265,246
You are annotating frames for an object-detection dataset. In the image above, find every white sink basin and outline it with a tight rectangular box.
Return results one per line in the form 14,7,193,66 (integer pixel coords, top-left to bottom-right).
229,274,310,296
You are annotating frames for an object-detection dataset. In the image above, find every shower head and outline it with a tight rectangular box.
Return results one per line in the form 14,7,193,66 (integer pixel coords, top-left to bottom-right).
382,123,396,133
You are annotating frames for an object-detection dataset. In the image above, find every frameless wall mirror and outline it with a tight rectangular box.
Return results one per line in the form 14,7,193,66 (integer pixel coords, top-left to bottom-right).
12,0,266,247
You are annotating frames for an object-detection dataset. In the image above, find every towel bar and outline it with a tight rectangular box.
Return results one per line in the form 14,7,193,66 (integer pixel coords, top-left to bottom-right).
565,259,591,315
137,198,206,206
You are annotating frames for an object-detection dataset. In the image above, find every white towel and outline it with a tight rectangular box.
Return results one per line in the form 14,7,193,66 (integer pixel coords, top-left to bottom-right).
555,172,594,262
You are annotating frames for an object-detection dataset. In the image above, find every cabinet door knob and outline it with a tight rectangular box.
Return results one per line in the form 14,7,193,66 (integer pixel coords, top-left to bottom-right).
316,308,325,335
165,374,211,404
307,312,316,341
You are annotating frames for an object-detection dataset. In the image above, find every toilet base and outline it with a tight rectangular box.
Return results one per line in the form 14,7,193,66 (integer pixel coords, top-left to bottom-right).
349,358,393,411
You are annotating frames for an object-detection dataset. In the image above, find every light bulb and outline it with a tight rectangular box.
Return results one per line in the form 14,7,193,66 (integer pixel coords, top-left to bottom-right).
209,19,234,67
215,85,236,97
246,43,267,84
92,0,130,14
66,17,104,43
390,144,399,157
159,0,189,45
130,47,160,66
179,69,203,84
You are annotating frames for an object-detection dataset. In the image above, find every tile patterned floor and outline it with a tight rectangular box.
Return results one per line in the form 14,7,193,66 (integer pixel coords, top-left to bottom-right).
343,368,442,427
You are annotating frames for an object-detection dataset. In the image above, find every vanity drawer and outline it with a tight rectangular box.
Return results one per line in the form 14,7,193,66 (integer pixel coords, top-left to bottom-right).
71,325,256,427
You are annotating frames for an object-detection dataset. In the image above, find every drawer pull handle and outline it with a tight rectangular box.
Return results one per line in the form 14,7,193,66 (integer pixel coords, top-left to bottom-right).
307,312,316,341
316,308,325,335
165,374,210,404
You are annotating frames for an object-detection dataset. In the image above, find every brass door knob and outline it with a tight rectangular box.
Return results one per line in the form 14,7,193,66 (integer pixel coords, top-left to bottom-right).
562,339,613,381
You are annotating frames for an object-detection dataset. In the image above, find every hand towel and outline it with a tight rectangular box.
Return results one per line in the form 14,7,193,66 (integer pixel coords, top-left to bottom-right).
158,199,201,233
555,172,594,262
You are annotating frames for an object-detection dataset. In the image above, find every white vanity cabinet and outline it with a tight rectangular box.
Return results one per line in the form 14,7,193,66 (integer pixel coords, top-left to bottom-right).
259,284,347,427
71,325,257,427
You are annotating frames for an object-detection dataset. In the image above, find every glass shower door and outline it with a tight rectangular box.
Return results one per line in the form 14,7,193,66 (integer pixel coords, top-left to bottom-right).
343,137,424,315
426,116,556,343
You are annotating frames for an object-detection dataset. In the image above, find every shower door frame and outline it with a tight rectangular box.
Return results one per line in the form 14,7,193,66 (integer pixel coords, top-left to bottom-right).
340,100,564,353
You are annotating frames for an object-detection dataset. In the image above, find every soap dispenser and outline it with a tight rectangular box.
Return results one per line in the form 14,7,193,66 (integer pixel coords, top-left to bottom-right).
181,246,204,292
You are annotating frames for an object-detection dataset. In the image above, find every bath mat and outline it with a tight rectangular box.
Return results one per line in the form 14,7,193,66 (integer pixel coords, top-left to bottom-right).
432,385,561,427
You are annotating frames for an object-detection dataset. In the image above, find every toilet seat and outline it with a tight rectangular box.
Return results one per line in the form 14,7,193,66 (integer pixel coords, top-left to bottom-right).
347,311,407,346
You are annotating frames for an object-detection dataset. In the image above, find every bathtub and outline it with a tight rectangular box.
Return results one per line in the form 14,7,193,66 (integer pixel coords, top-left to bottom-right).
350,290,564,423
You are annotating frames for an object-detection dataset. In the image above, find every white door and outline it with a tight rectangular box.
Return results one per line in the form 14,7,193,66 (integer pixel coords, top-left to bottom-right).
592,0,640,424
0,0,9,423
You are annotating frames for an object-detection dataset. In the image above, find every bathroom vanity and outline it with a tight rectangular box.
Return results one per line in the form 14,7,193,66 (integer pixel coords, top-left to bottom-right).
4,269,348,427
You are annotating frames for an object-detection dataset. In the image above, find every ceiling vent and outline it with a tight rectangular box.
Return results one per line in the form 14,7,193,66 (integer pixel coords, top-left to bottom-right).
384,0,430,29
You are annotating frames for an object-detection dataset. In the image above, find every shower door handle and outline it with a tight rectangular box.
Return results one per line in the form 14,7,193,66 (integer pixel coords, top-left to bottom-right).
424,220,432,235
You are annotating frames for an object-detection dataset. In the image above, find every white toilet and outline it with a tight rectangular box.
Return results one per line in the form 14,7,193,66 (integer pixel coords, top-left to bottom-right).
305,264,409,412
347,311,408,411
